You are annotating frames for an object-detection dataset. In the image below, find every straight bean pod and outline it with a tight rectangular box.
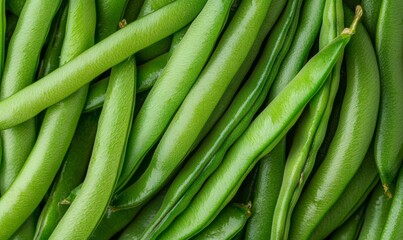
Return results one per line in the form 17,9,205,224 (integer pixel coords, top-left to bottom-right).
159,20,359,239
50,55,136,239
0,0,207,130
289,7,379,239
374,0,403,194
115,0,235,191
114,0,271,209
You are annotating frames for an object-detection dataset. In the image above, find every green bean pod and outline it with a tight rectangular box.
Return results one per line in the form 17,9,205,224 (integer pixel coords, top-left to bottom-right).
0,0,4,76
0,0,206,130
6,0,25,16
358,183,392,240
95,0,128,42
380,166,403,239
34,111,100,239
310,146,379,240
374,0,403,193
361,0,381,41
192,203,251,240
115,0,271,209
118,191,166,240
4,11,18,49
290,8,379,238
49,54,135,239
123,0,145,23
329,204,367,240
36,3,68,79
116,0,234,191
159,20,359,239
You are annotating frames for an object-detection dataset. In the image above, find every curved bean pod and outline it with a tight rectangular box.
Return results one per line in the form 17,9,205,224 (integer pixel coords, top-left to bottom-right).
358,183,392,240
115,0,234,191
361,0,381,41
114,0,271,209
289,7,379,238
159,22,358,239
374,0,403,193
192,203,251,240
0,0,206,130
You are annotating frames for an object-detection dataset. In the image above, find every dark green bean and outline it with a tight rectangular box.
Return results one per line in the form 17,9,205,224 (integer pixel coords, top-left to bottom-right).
329,204,367,240
6,0,25,16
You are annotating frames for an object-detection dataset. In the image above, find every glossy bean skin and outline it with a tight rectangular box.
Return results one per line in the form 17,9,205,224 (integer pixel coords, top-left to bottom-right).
159,25,357,239
329,204,367,240
115,0,235,192
123,0,145,23
310,147,379,240
118,191,166,240
289,8,380,238
358,183,392,240
192,204,251,240
115,0,271,209
0,0,206,130
34,111,100,239
360,0,381,41
380,166,403,239
50,54,135,239
95,0,128,42
374,0,403,193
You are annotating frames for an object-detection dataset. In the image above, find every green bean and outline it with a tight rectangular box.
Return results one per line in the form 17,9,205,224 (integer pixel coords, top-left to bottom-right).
95,0,128,42
196,0,288,145
34,111,100,240
115,0,234,191
50,53,135,238
380,166,403,239
329,204,367,240
10,208,39,240
83,77,110,113
374,0,403,195
36,3,68,79
244,143,285,240
159,17,360,239
361,0,381,41
4,11,17,49
123,0,145,23
358,183,392,240
0,0,206,130
192,203,251,240
6,0,25,16
0,0,4,75
310,146,379,240
118,190,166,240
115,0,271,209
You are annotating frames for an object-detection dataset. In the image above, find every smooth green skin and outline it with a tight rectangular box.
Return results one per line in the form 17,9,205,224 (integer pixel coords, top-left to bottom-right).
245,141,285,240
329,204,367,240
358,183,392,240
34,111,100,240
192,204,251,240
10,209,39,240
36,3,68,79
83,51,170,113
95,0,128,42
361,0,381,41
374,0,403,191
50,55,135,239
380,167,403,239
289,9,380,239
159,32,353,240
115,0,233,192
310,147,379,240
135,0,174,64
0,0,205,130
271,1,344,239
119,191,166,240
141,102,257,240
5,0,25,16
115,0,271,209
197,0,287,144
0,0,62,194
123,0,145,23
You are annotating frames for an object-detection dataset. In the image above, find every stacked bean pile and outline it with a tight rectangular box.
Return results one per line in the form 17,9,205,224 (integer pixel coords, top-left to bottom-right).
0,0,402,239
